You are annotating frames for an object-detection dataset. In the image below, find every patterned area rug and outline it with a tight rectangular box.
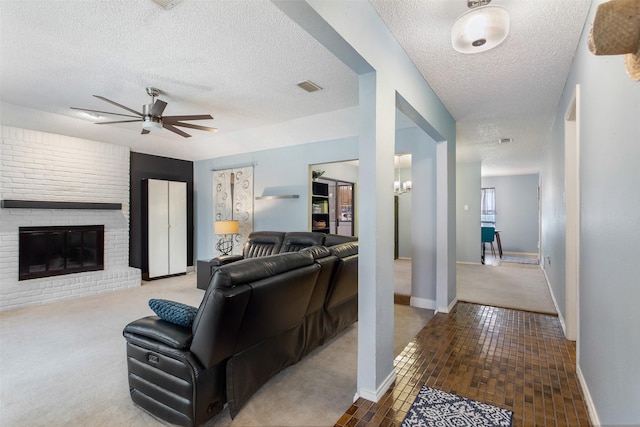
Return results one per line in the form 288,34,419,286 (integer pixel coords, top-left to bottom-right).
401,386,513,427
502,256,539,265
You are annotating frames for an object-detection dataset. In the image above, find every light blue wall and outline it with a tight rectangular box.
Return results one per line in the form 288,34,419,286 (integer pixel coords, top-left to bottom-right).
314,161,359,184
456,162,481,263
303,127,435,270
194,137,358,261
482,174,539,254
194,126,437,268
541,115,566,317
542,0,640,423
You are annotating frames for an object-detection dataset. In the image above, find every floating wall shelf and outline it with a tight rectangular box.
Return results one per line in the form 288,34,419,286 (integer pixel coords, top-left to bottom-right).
254,195,299,200
1,200,122,210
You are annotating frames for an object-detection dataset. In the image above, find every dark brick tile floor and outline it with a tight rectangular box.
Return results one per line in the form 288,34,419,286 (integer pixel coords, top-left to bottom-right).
335,303,591,427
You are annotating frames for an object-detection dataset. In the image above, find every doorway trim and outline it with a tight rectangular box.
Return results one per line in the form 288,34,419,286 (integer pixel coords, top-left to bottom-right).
564,85,580,344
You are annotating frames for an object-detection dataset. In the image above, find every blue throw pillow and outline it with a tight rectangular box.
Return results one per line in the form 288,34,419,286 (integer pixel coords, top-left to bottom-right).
148,299,198,327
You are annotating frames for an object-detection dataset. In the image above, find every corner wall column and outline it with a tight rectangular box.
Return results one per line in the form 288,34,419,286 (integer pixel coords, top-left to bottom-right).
357,71,396,401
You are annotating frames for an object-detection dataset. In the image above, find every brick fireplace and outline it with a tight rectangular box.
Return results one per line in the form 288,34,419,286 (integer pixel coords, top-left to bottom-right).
0,126,140,311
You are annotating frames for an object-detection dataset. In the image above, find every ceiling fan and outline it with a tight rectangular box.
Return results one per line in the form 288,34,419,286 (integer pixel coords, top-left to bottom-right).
71,87,217,138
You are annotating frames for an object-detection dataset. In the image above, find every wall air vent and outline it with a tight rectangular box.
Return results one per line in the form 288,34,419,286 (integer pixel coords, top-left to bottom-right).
151,0,184,10
498,138,512,144
297,80,323,93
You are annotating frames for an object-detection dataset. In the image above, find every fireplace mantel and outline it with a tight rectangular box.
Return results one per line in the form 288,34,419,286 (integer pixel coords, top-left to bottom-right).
1,200,122,210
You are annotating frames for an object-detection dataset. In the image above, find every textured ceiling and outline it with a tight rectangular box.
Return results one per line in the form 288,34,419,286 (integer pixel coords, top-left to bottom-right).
370,0,592,176
0,0,592,175
0,0,359,160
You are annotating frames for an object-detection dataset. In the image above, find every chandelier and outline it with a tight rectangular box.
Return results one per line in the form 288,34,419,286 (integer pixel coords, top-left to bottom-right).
394,155,412,196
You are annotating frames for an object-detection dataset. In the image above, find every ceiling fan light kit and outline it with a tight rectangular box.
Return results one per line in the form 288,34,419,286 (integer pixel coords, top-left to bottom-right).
142,117,163,131
71,87,217,138
452,0,510,54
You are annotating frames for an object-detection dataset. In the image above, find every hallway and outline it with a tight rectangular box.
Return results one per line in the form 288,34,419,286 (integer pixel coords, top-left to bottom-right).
336,302,591,426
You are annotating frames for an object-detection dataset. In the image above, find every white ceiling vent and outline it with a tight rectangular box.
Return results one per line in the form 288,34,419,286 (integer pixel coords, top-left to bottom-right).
297,80,323,93
151,0,184,10
498,138,512,144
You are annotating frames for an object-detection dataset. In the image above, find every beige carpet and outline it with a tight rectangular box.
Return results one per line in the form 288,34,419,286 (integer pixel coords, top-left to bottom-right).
456,262,557,315
0,272,433,426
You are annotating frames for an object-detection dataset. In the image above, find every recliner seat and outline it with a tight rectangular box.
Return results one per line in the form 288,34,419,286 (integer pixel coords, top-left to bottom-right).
123,251,320,426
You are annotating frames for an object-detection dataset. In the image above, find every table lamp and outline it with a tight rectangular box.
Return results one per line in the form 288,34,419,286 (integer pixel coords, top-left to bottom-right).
214,220,239,255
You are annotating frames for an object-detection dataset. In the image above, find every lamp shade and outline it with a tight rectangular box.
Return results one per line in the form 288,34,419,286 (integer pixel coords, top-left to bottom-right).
214,220,239,235
451,5,510,53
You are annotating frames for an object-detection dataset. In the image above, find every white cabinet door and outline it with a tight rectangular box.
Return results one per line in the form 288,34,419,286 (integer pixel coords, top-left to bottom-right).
168,181,187,275
148,179,170,278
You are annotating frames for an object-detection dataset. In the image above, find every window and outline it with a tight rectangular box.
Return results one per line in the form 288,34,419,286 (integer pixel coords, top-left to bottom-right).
481,187,496,226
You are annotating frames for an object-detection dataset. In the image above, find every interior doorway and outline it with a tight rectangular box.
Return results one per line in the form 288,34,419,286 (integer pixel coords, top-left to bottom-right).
317,178,355,236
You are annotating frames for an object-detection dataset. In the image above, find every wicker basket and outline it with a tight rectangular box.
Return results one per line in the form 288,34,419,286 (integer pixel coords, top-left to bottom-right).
589,0,639,54
588,0,640,81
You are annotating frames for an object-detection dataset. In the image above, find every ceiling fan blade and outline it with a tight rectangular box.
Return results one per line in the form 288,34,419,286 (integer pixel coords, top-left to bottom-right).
93,95,143,116
163,123,192,138
170,121,218,133
70,107,140,118
150,99,167,117
141,129,150,135
163,114,213,122
95,119,142,124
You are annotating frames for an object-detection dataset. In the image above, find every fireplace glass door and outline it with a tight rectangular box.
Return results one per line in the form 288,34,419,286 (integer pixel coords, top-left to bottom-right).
19,225,104,280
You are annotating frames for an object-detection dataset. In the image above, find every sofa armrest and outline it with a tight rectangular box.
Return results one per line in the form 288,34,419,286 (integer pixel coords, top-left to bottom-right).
210,254,244,266
198,256,246,290
123,316,193,349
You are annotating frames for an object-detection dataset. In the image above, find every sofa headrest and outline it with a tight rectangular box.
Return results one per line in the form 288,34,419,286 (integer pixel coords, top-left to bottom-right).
210,251,314,289
323,234,358,247
247,231,286,243
329,241,358,258
281,232,326,252
244,231,285,258
300,244,332,259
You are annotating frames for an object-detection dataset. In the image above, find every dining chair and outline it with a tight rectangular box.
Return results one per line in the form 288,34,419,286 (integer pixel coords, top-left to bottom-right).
481,226,497,261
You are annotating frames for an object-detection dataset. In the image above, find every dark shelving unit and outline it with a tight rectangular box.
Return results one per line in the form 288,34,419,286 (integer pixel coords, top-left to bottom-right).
311,181,330,233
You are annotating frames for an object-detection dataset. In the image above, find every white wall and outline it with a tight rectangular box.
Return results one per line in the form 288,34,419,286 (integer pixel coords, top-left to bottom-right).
542,0,640,423
482,174,539,254
0,126,140,311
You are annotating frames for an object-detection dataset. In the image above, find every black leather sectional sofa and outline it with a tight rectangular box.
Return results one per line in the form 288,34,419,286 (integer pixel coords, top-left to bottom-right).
122,231,358,426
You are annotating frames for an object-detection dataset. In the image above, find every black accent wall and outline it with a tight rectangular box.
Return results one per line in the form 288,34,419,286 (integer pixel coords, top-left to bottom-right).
130,152,194,269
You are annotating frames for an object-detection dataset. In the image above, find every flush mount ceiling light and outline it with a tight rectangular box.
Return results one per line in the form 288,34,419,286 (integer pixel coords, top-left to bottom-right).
451,0,510,54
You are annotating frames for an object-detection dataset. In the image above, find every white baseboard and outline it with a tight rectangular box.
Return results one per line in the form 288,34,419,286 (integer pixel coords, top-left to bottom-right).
446,297,458,313
435,297,457,314
411,296,456,314
356,369,397,403
503,251,539,258
410,296,436,310
577,364,600,426
541,266,567,336
456,261,483,265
